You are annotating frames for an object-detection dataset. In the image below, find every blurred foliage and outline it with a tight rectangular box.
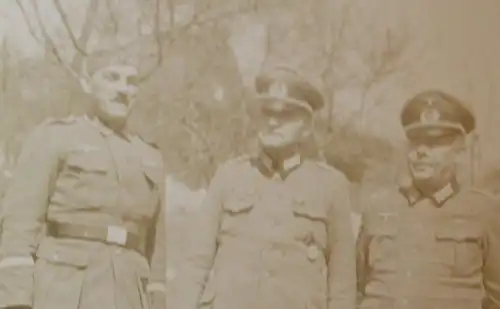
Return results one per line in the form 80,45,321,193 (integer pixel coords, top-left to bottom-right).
0,0,409,190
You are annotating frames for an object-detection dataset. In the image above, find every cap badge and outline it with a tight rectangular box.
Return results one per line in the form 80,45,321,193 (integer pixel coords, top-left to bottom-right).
268,81,288,99
420,106,440,124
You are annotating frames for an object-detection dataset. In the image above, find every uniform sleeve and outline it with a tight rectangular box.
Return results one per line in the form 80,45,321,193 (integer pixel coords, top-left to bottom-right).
355,212,369,299
146,175,167,290
171,164,226,309
327,174,356,309
481,194,500,309
146,177,167,309
0,124,60,308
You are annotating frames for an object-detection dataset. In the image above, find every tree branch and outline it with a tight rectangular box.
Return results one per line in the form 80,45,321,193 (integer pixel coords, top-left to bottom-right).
15,0,43,45
346,27,412,129
139,2,253,83
105,0,119,35
154,0,163,66
52,0,88,56
70,0,98,71
137,0,165,83
166,0,175,27
31,0,80,79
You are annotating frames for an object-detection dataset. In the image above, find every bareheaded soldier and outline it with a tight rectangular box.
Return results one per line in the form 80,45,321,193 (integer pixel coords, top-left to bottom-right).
356,90,500,309
0,52,166,309
172,65,356,309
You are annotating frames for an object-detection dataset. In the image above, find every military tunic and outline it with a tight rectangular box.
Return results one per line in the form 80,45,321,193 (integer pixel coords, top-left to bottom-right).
356,182,500,309
0,116,166,309
173,153,356,309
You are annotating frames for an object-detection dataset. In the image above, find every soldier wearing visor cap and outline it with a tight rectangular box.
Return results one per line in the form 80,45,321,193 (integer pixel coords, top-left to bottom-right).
0,50,166,309
172,65,356,309
356,89,500,309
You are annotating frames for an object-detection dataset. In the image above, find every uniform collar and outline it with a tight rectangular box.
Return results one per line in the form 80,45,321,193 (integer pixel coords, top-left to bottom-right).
399,178,459,207
256,150,303,178
85,115,132,140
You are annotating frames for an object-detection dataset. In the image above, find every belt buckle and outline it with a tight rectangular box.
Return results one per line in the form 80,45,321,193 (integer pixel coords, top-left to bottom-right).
106,226,128,246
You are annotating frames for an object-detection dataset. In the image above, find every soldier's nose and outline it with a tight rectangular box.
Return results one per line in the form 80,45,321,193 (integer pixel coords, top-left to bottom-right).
268,117,279,128
416,145,430,158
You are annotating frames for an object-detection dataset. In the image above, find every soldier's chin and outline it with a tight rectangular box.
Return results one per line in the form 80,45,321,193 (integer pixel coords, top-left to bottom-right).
258,134,290,149
102,103,130,118
411,169,435,181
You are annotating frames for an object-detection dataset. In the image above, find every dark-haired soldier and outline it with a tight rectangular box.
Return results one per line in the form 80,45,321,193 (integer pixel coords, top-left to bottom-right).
356,90,500,309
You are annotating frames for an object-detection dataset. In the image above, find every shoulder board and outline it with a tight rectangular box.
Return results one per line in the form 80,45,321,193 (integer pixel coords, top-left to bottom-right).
232,154,250,162
224,155,250,166
41,115,79,128
314,160,340,172
136,134,160,149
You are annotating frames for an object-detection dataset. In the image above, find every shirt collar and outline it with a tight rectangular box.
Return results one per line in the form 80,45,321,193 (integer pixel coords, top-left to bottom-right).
399,178,459,207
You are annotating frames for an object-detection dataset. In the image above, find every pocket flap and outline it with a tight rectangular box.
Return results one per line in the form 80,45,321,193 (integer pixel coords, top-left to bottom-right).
292,197,327,222
36,239,90,268
199,288,215,305
435,225,483,241
66,153,107,172
224,199,254,214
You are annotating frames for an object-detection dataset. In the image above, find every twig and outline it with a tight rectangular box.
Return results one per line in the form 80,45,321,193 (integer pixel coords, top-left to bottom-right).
31,0,78,79
105,0,119,35
166,0,175,27
70,0,98,72
53,0,88,56
15,0,43,45
137,0,164,82
154,0,163,66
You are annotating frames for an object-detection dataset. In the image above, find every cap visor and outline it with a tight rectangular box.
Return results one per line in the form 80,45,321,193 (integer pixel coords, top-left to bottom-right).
405,123,464,139
254,95,312,113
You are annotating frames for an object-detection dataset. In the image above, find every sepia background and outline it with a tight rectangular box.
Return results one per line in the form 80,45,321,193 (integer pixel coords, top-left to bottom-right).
1,0,500,296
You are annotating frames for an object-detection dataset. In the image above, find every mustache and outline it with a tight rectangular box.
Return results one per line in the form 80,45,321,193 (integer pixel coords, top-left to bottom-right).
113,92,131,105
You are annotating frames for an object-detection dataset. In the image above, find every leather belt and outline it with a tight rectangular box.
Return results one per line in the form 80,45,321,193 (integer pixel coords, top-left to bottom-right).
47,222,142,252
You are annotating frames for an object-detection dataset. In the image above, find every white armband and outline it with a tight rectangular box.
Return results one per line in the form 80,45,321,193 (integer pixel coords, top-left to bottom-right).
146,282,166,293
0,256,34,269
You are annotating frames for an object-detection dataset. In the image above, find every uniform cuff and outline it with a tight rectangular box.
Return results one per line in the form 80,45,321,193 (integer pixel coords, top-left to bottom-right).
0,256,34,269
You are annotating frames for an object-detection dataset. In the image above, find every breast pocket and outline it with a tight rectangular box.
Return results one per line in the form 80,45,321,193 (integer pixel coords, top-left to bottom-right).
434,224,484,277
62,152,110,209
292,197,329,258
65,152,108,175
221,195,255,236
